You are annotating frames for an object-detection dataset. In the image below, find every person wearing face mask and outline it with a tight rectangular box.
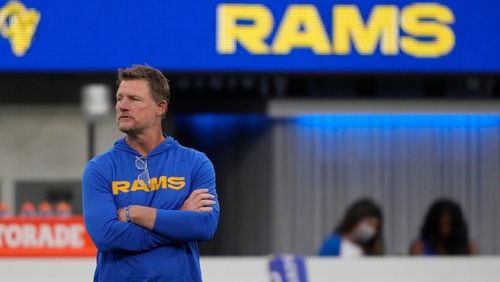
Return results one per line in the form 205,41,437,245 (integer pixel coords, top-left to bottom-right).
318,199,384,257
410,199,478,255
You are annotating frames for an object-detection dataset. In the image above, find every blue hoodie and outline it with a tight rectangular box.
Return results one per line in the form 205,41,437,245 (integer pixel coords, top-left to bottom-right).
82,135,219,282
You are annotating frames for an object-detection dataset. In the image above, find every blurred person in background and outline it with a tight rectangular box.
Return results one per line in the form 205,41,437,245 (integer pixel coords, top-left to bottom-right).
318,198,384,257
83,64,219,282
38,201,54,217
0,202,9,217
410,198,478,255
19,201,37,217
55,201,72,217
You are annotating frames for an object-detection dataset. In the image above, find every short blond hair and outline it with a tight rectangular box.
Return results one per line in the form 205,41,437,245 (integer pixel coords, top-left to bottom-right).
118,64,170,103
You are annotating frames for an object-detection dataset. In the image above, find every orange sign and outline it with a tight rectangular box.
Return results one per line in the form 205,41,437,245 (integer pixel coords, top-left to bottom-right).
0,216,96,257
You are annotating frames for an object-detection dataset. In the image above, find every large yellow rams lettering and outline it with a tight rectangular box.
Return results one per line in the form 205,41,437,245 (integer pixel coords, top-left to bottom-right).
112,177,186,195
216,3,455,58
333,5,398,55
272,5,330,55
217,4,272,54
400,3,455,58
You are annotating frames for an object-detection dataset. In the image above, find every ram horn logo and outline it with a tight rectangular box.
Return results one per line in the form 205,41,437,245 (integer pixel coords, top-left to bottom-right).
0,1,40,57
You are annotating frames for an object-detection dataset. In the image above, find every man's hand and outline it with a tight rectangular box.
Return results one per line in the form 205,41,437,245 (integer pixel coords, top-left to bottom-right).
181,189,215,212
117,207,127,222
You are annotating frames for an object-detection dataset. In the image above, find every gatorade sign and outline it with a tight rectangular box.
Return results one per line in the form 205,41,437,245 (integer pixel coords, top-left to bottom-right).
0,216,96,257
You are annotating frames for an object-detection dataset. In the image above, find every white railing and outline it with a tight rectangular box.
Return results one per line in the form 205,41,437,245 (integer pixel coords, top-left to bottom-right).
0,256,499,282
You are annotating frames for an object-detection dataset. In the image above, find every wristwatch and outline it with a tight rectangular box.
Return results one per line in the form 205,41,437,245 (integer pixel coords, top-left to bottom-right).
125,206,131,223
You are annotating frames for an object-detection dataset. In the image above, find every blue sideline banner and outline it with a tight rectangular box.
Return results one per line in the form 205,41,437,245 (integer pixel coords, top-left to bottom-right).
0,0,499,72
269,255,308,282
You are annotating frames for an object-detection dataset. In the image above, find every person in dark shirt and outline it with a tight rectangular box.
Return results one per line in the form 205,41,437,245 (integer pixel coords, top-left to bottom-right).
410,199,478,255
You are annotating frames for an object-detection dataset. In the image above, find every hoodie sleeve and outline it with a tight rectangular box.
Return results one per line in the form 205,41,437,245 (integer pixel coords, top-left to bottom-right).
152,153,220,242
83,160,171,252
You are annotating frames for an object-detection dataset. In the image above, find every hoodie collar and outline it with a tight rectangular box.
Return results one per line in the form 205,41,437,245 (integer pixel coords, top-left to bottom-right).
113,133,178,157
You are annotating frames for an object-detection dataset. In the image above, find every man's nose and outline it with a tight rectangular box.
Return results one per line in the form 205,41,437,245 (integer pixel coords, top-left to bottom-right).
116,100,129,111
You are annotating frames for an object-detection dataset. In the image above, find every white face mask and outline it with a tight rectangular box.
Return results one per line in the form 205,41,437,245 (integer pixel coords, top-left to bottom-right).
354,222,377,243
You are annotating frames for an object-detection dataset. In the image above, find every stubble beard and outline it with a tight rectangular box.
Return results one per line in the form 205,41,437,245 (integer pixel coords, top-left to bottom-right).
118,121,144,138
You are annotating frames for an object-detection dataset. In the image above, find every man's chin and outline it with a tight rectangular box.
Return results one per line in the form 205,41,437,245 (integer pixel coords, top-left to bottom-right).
118,125,134,134
118,125,142,136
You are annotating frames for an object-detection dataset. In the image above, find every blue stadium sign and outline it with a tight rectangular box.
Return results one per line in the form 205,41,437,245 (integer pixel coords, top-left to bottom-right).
0,0,498,72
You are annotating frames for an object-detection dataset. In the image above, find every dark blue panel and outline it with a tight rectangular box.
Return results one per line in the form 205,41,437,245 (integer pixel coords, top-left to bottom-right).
0,1,498,72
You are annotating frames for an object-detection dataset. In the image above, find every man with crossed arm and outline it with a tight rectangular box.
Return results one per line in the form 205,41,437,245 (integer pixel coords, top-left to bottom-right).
83,64,219,282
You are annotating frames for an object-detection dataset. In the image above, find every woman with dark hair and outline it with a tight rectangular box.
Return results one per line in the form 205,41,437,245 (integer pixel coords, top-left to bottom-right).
318,199,384,257
410,199,478,255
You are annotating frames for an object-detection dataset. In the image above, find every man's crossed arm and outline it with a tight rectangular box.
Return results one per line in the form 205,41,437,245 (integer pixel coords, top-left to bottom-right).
83,155,219,252
117,188,216,230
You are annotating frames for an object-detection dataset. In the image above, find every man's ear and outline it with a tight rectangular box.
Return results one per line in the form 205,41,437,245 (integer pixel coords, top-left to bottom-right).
157,100,168,117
